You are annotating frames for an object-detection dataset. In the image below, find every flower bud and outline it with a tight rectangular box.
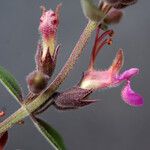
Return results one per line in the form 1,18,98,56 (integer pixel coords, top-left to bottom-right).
104,8,123,24
35,4,61,77
26,71,49,94
39,5,60,57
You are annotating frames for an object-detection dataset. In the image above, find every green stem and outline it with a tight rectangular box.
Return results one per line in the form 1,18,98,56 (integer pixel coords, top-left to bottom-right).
0,106,29,133
0,20,98,134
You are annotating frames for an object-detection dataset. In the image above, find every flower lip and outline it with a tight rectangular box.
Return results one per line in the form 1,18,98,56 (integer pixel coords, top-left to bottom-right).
121,81,144,107
118,68,139,81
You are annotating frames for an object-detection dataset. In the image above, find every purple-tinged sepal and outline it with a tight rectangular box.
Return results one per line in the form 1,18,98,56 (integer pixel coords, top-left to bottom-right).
121,81,143,107
53,86,96,110
35,42,60,77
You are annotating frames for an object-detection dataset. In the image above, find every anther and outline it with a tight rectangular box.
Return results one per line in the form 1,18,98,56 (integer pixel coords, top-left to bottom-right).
97,29,114,44
108,30,114,37
107,38,113,45
0,111,5,117
17,120,25,125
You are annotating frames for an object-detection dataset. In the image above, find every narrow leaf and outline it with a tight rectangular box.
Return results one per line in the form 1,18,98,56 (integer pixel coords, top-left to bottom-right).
0,131,8,150
0,66,22,102
32,117,66,150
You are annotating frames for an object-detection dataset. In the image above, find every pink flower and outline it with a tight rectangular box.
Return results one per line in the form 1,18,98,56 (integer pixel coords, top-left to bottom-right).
80,28,143,107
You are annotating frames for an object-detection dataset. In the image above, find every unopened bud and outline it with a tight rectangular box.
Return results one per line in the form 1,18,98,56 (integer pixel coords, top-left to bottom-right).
39,5,60,56
36,5,61,77
26,71,49,94
104,8,123,24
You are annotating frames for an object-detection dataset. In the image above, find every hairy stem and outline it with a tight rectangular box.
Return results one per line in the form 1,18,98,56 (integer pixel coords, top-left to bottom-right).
0,106,29,133
0,20,98,133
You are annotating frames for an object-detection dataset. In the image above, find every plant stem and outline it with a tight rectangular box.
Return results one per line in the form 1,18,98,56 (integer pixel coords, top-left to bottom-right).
0,106,29,133
0,20,98,134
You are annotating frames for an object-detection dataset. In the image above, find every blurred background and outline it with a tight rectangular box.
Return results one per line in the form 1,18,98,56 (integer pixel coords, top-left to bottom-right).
0,0,149,149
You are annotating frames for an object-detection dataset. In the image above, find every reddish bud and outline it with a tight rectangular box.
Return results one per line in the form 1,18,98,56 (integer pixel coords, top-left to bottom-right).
104,8,123,24
39,5,60,56
39,7,59,41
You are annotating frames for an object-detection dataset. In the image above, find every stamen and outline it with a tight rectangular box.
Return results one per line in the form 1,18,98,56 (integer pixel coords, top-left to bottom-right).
95,30,113,58
107,38,113,45
97,29,114,44
17,120,25,125
97,38,112,55
0,111,5,117
88,29,114,70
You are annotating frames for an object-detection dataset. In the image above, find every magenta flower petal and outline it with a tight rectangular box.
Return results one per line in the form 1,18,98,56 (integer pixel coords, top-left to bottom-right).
118,68,139,81
121,81,143,107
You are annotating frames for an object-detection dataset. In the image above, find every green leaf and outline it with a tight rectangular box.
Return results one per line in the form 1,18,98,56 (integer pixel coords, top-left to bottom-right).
0,65,22,102
32,117,66,150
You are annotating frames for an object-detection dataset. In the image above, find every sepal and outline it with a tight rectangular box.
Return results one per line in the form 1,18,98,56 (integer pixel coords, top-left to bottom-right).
53,86,96,110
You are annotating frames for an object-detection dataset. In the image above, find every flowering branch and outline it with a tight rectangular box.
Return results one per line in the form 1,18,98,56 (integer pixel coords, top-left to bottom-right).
0,0,143,149
0,10,99,135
